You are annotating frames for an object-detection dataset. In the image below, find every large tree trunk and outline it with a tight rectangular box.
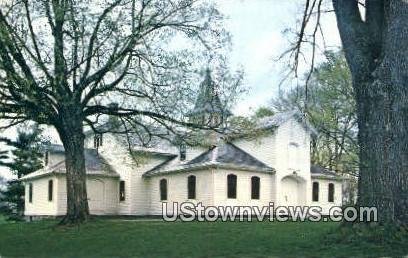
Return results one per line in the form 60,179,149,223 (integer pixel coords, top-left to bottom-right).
383,2,408,225
56,107,89,224
333,0,408,226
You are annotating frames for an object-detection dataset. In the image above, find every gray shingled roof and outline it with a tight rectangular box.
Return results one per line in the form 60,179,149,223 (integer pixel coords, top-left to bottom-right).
21,145,119,180
310,165,343,180
188,143,271,169
143,142,274,177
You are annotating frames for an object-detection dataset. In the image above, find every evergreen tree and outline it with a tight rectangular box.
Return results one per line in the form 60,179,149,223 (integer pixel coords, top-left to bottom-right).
0,124,43,217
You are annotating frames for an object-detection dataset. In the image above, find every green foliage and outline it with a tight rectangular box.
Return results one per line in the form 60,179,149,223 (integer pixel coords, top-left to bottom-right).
252,106,275,119
271,50,358,176
0,124,44,217
226,115,271,142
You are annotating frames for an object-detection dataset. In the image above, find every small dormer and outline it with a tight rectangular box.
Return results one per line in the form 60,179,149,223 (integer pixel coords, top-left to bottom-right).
187,69,232,128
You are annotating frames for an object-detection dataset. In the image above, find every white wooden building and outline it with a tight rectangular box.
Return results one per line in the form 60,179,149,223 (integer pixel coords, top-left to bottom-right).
21,71,344,217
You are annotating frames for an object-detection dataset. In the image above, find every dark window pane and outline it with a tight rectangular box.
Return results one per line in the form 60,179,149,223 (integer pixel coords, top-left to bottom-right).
251,176,260,199
94,134,103,148
119,181,125,201
44,151,49,166
328,183,334,202
227,174,237,199
48,180,53,201
188,175,196,199
29,183,33,203
160,179,167,201
312,182,319,202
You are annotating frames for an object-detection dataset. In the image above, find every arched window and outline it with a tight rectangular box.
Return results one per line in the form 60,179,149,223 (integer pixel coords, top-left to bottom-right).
328,183,335,202
187,175,196,199
48,180,53,201
251,176,260,199
160,179,167,201
29,183,33,203
119,181,125,201
227,174,237,199
312,182,319,202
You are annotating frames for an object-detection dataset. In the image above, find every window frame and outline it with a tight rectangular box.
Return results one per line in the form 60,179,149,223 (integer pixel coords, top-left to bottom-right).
187,175,196,199
119,180,126,202
328,183,335,203
160,179,168,201
251,176,260,200
227,174,237,199
29,183,33,203
312,182,319,202
48,180,53,202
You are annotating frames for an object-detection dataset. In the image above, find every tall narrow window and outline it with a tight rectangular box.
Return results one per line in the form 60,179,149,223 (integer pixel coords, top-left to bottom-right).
29,183,33,203
44,151,49,166
227,174,237,199
180,144,186,161
119,181,125,201
328,183,335,202
312,182,319,202
251,176,260,199
187,175,196,199
160,179,167,201
48,180,53,201
94,134,103,148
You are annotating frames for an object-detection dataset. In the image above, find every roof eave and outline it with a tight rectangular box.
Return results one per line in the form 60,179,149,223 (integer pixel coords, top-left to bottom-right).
143,162,275,178
311,173,345,181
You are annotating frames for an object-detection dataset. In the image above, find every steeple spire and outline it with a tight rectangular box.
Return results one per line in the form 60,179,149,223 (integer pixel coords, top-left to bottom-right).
188,69,232,127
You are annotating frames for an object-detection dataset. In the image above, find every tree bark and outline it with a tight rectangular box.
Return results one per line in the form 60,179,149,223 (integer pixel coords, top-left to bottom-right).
56,106,89,224
333,0,408,226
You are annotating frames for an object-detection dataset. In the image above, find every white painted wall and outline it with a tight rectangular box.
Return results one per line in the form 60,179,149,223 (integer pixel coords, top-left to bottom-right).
311,178,343,215
86,133,171,215
233,118,312,207
24,176,58,216
55,175,119,215
213,169,275,209
24,175,119,216
147,170,214,215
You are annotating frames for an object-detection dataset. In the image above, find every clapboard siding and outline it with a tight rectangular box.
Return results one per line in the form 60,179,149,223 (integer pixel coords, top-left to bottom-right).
147,170,214,215
213,169,275,209
311,179,343,215
24,176,58,216
24,175,118,216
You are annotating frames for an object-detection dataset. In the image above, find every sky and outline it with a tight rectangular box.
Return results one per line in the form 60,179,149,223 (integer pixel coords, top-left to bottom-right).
216,0,341,115
0,0,341,180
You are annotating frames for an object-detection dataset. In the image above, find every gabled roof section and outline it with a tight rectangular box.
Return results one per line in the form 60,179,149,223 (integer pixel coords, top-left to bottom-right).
21,145,119,181
310,165,344,180
258,110,318,137
187,69,232,117
187,143,271,170
143,142,274,177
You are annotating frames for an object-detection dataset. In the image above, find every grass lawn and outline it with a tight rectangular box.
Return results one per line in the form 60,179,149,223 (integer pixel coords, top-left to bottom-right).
0,219,406,258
